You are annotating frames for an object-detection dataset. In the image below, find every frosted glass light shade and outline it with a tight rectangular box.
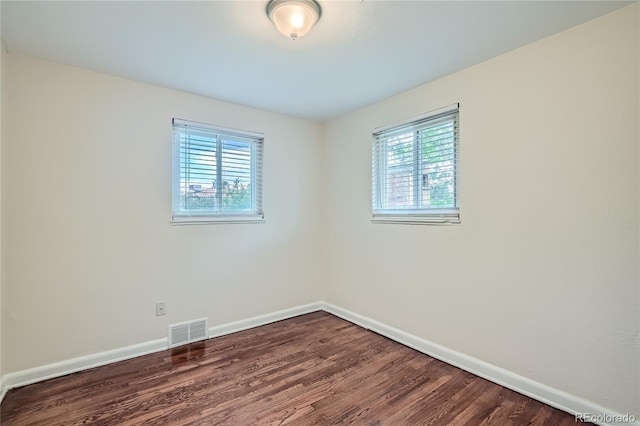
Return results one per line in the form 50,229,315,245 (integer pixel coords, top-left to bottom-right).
267,0,321,40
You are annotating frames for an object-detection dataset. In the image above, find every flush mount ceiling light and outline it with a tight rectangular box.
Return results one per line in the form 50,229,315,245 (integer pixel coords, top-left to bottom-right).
267,0,321,40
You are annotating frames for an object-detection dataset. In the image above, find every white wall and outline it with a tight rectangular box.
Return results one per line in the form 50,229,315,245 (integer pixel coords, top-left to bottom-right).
2,54,323,372
323,4,639,417
1,2,638,421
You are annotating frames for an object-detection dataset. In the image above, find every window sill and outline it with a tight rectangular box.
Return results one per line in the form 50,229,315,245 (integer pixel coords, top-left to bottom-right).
171,215,265,225
371,216,460,225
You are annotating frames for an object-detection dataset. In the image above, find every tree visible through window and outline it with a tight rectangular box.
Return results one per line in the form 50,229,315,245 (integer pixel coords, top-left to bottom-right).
172,119,264,223
372,105,459,223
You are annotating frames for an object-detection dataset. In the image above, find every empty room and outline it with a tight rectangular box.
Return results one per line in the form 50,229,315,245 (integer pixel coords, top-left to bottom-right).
0,1,638,425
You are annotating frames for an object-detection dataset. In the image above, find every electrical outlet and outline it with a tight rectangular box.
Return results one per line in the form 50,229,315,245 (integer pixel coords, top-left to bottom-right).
156,302,166,316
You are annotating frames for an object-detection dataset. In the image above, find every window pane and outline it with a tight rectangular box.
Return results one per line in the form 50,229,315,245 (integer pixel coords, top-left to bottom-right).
419,120,456,209
180,132,217,212
220,139,252,212
383,131,414,209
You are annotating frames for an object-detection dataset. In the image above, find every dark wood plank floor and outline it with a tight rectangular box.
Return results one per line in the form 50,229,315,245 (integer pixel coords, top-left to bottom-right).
1,311,587,425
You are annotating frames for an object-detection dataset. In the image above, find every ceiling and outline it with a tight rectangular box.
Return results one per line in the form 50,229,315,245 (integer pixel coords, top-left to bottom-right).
1,1,633,122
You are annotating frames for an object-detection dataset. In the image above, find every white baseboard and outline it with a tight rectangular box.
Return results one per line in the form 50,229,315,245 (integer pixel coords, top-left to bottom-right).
0,302,324,403
0,376,8,403
1,337,168,398
321,302,639,426
208,302,323,339
0,301,636,426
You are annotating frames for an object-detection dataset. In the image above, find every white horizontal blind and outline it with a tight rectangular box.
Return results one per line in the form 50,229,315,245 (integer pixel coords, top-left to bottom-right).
372,104,459,224
172,119,264,222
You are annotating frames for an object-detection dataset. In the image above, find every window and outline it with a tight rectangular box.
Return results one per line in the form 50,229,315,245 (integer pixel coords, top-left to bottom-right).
172,119,264,223
372,104,459,224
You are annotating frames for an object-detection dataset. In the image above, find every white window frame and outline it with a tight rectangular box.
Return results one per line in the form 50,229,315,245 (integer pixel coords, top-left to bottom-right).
171,118,264,224
372,104,460,225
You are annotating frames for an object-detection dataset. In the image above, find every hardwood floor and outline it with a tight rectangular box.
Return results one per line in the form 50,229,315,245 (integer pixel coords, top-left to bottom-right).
1,312,587,425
